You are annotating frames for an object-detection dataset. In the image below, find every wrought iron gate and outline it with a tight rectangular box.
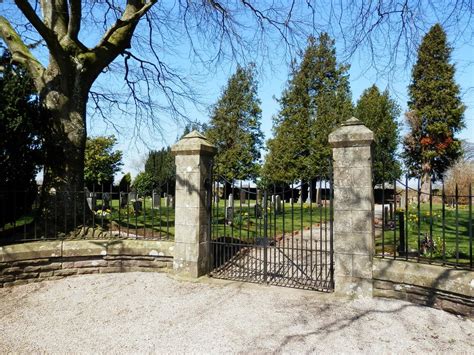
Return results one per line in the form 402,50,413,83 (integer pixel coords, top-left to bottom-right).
209,170,334,292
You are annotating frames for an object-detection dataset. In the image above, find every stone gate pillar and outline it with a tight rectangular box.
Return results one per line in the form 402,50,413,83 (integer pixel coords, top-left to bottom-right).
171,131,216,278
328,117,375,297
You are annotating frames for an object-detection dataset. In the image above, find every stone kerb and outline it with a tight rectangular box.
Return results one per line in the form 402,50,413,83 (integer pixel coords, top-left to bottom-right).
0,240,174,287
329,117,375,297
171,131,217,278
373,258,474,316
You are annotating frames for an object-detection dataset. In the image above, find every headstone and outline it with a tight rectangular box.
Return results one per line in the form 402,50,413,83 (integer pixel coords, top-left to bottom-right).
297,188,304,203
129,191,137,201
271,195,275,205
102,192,111,210
86,191,97,211
170,196,175,209
225,206,234,223
120,192,128,208
228,193,234,208
133,200,142,213
254,204,262,218
240,189,246,204
306,186,311,204
275,195,282,214
316,187,322,206
152,192,161,209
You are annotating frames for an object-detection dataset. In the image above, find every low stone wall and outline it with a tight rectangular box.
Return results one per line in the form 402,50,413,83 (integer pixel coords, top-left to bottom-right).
373,258,474,317
0,240,174,287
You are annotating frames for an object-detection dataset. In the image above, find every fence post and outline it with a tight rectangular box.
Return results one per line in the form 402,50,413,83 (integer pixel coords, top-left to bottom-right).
171,131,217,278
329,117,375,297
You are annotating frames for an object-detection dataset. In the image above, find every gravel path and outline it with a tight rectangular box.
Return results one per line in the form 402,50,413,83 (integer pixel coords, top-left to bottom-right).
0,272,472,353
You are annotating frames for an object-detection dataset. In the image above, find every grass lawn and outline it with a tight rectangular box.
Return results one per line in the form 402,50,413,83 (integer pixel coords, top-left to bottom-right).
210,200,331,242
375,202,472,267
2,195,472,268
0,197,175,241
93,197,175,239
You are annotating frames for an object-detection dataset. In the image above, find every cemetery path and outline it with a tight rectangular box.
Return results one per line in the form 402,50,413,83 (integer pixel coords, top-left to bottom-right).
0,272,472,353
211,226,332,289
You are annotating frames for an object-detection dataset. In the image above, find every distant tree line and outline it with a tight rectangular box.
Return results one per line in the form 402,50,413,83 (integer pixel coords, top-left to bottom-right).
1,23,468,203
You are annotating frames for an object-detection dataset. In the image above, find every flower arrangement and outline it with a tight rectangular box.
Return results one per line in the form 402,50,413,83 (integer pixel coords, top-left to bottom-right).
95,209,111,217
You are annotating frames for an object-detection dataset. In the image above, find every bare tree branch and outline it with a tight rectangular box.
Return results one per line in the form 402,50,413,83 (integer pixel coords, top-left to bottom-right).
49,0,69,37
3,0,473,146
98,0,157,48
14,0,61,52
332,0,474,76
67,0,82,41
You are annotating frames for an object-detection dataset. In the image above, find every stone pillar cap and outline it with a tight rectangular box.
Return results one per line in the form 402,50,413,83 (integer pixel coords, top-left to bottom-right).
171,130,217,156
328,117,374,147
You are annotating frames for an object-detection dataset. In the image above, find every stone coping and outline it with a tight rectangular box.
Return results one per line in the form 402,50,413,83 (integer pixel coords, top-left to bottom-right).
171,130,217,156
373,258,473,298
328,117,374,148
0,239,175,262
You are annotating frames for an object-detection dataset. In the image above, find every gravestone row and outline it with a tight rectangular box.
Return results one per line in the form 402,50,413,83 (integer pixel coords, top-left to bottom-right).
85,189,110,211
84,188,174,213
218,185,329,226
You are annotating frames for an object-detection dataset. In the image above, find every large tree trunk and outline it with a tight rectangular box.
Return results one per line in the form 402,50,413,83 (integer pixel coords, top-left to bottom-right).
38,66,90,235
0,0,148,238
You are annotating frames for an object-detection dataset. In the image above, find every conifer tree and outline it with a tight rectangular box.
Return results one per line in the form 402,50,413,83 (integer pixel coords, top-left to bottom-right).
355,85,401,185
263,34,352,183
0,49,43,226
144,147,176,192
182,122,209,138
403,24,465,196
118,173,132,192
206,65,264,182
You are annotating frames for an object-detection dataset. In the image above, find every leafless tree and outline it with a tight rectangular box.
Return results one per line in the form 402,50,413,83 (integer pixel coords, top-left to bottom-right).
0,0,313,222
461,141,474,162
444,141,474,202
1,0,473,224
329,0,474,76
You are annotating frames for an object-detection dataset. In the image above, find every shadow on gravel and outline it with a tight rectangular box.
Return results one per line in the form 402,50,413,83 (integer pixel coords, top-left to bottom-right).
274,302,419,351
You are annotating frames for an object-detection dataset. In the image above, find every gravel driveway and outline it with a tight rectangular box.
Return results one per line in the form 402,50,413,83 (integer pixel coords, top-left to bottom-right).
0,272,472,353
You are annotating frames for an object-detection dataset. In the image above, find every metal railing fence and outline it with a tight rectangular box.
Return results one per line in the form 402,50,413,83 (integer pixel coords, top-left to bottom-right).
376,177,472,270
0,184,175,244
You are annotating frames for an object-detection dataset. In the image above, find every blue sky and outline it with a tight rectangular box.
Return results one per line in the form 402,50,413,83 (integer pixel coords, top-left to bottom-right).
3,1,471,181
90,34,473,181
